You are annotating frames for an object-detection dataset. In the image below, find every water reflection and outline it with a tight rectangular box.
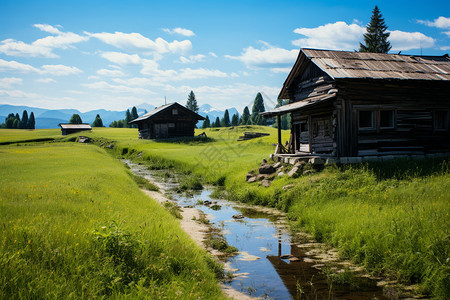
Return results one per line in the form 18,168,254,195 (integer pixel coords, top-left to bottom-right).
125,161,387,299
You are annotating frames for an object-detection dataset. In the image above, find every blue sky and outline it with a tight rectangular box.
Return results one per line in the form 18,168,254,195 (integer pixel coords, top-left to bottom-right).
0,0,449,113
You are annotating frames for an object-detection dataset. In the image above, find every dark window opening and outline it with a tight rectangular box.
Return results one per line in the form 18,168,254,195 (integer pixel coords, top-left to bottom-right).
172,109,178,115
380,110,394,128
435,111,448,130
359,111,374,129
300,122,308,132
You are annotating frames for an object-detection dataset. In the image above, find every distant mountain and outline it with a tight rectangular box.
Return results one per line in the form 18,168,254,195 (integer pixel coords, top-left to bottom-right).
198,104,240,123
0,103,239,129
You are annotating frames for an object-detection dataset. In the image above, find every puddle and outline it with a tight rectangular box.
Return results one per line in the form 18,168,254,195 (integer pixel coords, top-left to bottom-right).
125,160,388,299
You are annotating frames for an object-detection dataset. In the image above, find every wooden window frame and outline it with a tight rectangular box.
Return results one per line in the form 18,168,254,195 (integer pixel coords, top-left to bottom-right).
358,110,375,131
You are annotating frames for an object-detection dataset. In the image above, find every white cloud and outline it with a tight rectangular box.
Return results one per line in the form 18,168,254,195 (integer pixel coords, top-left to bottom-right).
0,59,40,73
36,78,56,83
87,31,192,55
100,51,142,65
0,77,22,88
33,24,62,35
440,46,450,50
82,81,156,95
225,41,298,72
292,21,365,50
444,31,450,38
96,68,125,77
389,30,435,51
40,64,82,76
0,24,87,58
163,27,195,37
0,89,40,98
178,54,206,63
417,16,450,29
177,68,228,80
209,52,218,58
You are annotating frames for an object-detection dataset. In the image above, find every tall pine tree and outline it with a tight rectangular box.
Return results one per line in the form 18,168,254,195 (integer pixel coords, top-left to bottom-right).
221,109,230,127
251,92,265,125
359,6,391,53
92,114,104,127
28,112,35,129
125,109,132,128
20,110,28,129
186,90,199,113
214,117,221,128
202,116,211,129
240,106,250,125
130,106,139,128
231,113,239,126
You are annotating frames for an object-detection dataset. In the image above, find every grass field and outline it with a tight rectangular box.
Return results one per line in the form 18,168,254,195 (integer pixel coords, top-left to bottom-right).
0,141,225,299
1,127,449,298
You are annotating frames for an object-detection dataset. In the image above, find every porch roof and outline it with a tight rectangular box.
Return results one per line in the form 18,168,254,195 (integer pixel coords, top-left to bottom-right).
260,92,336,118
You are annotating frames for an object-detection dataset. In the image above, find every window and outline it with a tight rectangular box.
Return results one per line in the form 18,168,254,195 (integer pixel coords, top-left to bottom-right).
300,121,308,132
172,109,178,115
435,111,448,130
168,123,175,128
358,111,374,129
380,110,394,128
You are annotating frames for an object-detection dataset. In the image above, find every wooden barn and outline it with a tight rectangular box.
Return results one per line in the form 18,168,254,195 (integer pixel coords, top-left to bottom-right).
129,102,205,139
262,49,450,161
59,123,92,135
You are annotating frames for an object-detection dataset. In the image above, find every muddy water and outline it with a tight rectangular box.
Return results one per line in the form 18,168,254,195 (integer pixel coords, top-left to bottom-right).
126,161,387,299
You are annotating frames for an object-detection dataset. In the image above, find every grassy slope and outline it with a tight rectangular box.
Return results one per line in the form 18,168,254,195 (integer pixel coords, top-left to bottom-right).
89,126,449,299
0,141,225,299
2,127,449,298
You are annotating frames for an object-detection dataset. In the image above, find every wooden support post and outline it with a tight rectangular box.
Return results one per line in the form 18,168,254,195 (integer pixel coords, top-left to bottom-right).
277,115,282,148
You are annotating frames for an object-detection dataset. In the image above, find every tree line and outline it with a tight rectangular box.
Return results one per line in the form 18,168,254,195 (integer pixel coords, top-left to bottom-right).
109,106,140,128
186,90,290,130
1,110,35,129
68,113,104,127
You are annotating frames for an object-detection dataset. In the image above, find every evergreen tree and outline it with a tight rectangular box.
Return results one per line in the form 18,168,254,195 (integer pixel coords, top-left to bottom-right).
221,109,230,127
13,118,19,129
5,113,15,128
20,110,28,129
251,92,265,125
91,114,104,127
125,109,132,128
231,113,239,126
202,116,211,129
130,106,139,128
240,106,250,125
214,117,221,128
109,120,126,128
186,90,199,113
359,6,391,53
28,112,35,129
69,114,82,124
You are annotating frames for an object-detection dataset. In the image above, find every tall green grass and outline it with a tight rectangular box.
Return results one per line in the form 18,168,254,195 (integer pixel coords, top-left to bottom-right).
0,143,225,299
3,127,449,298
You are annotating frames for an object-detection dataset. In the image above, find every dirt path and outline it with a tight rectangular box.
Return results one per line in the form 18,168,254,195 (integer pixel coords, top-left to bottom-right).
141,189,255,300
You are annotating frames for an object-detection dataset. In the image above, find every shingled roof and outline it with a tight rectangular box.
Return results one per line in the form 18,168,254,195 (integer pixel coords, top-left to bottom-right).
279,48,450,99
129,102,204,124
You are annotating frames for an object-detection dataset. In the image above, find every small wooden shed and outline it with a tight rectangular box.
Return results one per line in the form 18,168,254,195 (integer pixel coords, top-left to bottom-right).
59,123,92,135
262,49,450,159
129,102,205,139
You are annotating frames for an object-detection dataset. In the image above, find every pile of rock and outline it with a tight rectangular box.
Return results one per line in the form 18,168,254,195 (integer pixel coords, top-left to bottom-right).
246,157,327,187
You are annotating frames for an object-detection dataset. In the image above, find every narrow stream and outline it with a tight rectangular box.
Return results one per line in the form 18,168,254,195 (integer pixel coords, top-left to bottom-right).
125,160,387,299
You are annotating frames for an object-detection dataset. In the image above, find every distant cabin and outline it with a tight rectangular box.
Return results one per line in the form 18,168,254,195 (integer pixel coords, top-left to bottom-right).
59,123,92,135
262,48,450,160
129,102,205,139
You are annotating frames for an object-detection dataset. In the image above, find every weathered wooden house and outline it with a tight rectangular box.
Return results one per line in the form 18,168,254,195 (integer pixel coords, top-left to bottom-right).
262,49,450,160
129,102,205,139
59,123,92,135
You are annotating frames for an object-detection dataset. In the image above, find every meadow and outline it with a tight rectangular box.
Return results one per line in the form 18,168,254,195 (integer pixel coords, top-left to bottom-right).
0,139,225,299
1,127,449,299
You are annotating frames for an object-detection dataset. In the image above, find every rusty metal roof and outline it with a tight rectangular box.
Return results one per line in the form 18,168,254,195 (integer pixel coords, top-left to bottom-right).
261,92,336,117
59,123,92,130
302,49,450,81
